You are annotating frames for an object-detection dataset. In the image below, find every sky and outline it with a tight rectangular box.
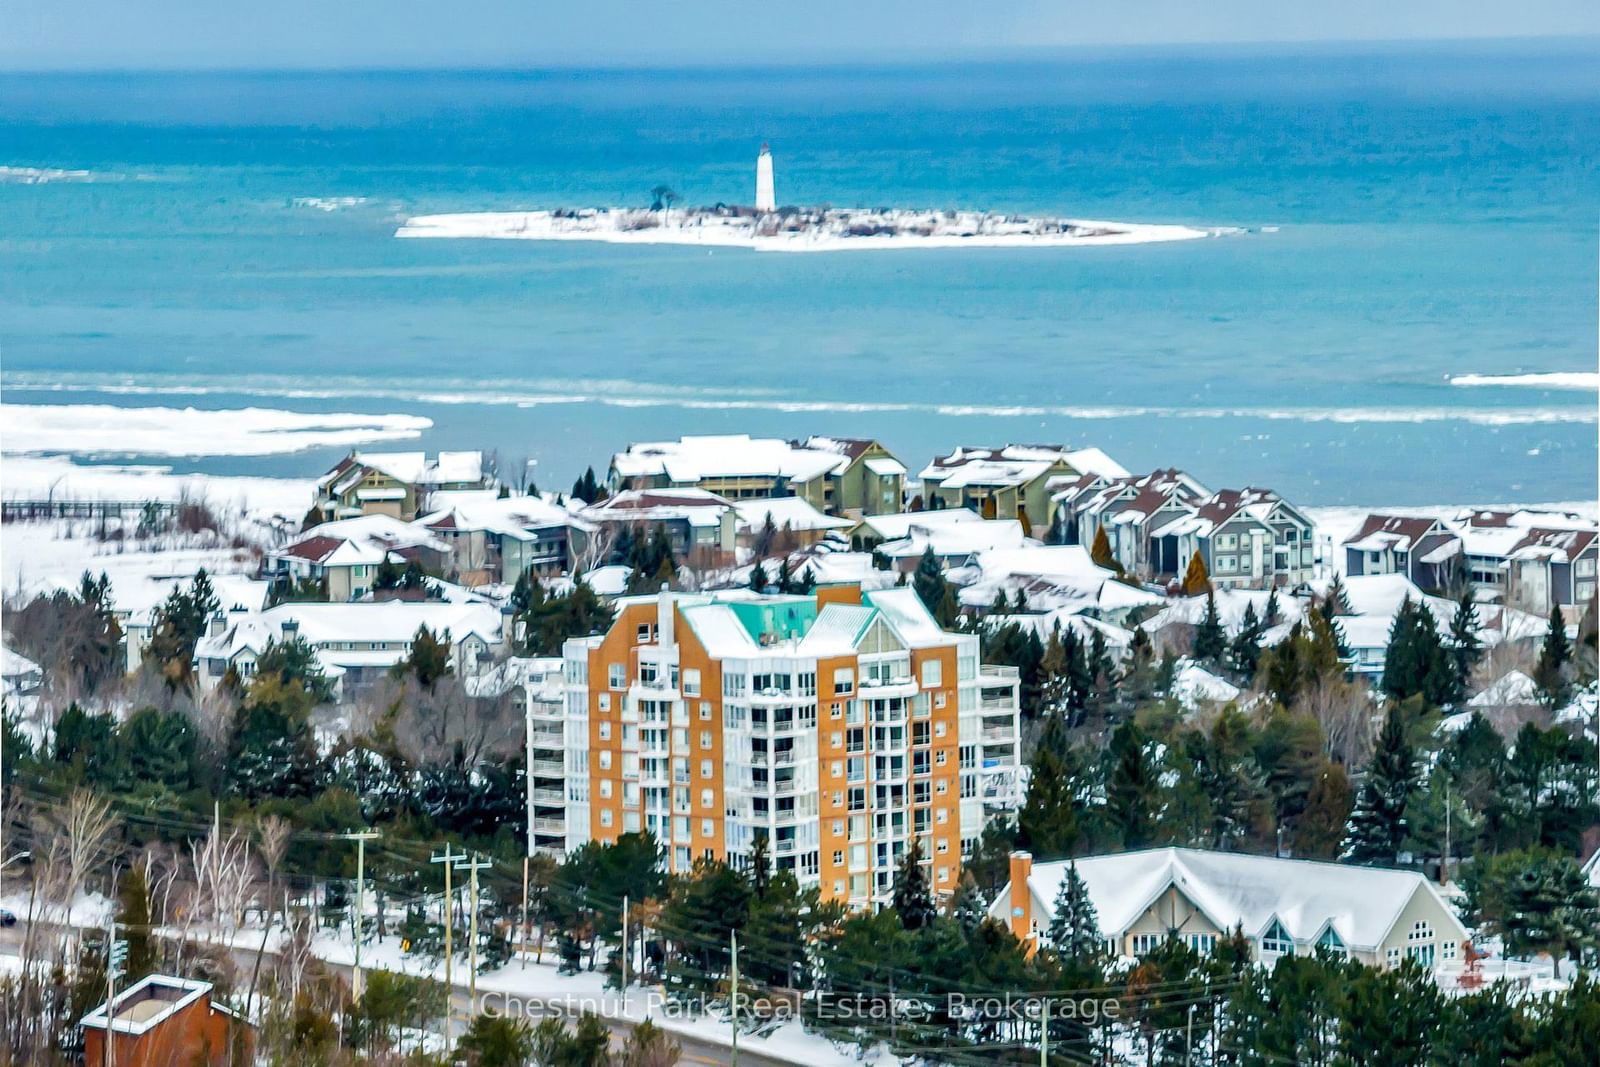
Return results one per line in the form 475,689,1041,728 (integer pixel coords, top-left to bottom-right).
5,0,1599,70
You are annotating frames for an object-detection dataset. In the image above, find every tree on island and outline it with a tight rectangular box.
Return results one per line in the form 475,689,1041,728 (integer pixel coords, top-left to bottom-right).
649,185,679,212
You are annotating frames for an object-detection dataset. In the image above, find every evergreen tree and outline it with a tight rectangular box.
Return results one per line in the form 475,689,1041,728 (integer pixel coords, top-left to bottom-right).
255,634,335,702
1533,603,1573,709
1448,592,1483,699
747,560,768,593
144,569,220,689
372,556,404,591
1046,861,1102,959
1106,722,1159,849
393,625,452,688
1382,597,1455,708
1292,761,1354,860
1229,600,1265,679
1181,550,1210,595
115,864,158,984
892,839,936,931
1263,586,1281,627
1121,626,1159,704
949,873,988,937
122,706,197,789
1342,707,1418,866
401,558,429,592
797,565,817,595
1090,526,1119,572
912,547,948,618
774,555,794,595
1192,590,1226,665
1323,575,1352,616
1017,713,1083,857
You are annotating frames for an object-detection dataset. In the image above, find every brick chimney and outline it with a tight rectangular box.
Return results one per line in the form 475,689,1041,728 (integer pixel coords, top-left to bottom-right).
1007,850,1034,947
815,583,862,609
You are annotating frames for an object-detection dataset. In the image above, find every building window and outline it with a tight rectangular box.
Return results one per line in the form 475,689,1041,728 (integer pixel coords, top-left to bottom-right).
700,731,712,749
598,751,612,770
598,693,611,712
609,663,626,689
920,660,942,688
700,788,714,808
598,722,612,740
599,780,613,799
683,669,701,696
700,759,713,778
1185,933,1218,955
1261,919,1294,956
833,850,844,865
600,809,614,828
833,667,855,694
1316,926,1346,956
1131,933,1163,956
1216,555,1236,573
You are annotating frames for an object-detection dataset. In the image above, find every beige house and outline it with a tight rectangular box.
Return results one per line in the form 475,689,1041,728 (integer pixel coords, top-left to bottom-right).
919,446,1127,533
266,515,448,601
313,450,492,523
607,434,906,518
992,848,1470,972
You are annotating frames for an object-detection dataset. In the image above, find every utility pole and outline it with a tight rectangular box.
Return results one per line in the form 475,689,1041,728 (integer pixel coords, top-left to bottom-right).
521,856,530,970
430,844,467,1046
621,895,630,1008
730,929,739,1067
456,854,492,1019
1039,997,1048,1067
1185,1003,1196,1067
337,830,381,1001
1441,779,1451,886
105,921,127,1067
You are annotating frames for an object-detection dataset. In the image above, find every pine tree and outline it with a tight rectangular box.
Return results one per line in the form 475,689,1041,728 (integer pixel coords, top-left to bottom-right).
1181,551,1210,596
1229,600,1264,679
1193,590,1226,665
1533,603,1573,709
797,565,817,594
892,839,936,930
1263,586,1281,627
1323,575,1352,616
1382,597,1453,708
913,547,947,617
747,561,768,593
1046,861,1102,959
1106,722,1158,849
1018,713,1082,857
774,556,794,595
949,872,988,937
1341,707,1418,867
1448,592,1482,702
394,624,452,688
1091,526,1120,572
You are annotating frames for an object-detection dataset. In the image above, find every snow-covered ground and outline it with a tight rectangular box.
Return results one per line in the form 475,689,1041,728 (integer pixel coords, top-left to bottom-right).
397,207,1228,252
3,455,311,519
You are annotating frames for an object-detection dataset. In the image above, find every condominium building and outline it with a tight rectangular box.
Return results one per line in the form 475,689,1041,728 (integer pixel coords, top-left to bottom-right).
558,584,1022,909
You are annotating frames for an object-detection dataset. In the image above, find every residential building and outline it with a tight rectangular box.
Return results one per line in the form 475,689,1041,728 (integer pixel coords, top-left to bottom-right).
873,518,1035,571
919,445,1128,533
1503,526,1598,617
80,974,254,1067
993,848,1470,971
195,600,506,699
1063,469,1211,575
846,507,989,551
468,657,571,857
1342,515,1463,590
582,488,739,566
416,490,591,585
607,434,906,517
732,496,854,550
560,584,1022,910
266,514,449,601
313,450,493,523
1149,488,1316,590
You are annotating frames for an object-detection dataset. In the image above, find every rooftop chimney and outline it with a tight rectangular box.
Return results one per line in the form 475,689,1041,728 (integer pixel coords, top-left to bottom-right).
1007,851,1034,948
657,583,675,647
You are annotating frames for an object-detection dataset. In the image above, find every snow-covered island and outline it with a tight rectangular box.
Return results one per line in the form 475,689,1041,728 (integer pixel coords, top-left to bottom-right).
397,143,1234,251
397,204,1230,252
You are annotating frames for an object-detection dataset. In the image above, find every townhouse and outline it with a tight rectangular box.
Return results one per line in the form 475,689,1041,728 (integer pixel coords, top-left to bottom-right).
313,450,494,523
1150,488,1317,590
1062,468,1210,576
581,488,739,565
1504,526,1597,617
415,490,591,585
994,848,1470,972
559,584,1022,909
1342,515,1463,591
607,434,906,518
266,514,449,601
919,445,1128,534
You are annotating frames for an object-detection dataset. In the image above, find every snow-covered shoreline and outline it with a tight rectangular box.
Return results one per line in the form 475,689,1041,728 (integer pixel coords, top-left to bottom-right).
396,207,1228,251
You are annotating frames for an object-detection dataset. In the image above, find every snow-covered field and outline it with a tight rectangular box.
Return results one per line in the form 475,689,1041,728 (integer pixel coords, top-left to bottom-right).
397,208,1226,251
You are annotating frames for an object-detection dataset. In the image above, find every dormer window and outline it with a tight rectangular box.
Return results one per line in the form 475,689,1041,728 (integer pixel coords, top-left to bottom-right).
1261,919,1294,956
1316,926,1346,956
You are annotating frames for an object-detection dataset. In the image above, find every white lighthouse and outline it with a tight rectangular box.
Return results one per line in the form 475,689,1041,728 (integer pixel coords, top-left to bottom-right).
755,143,776,213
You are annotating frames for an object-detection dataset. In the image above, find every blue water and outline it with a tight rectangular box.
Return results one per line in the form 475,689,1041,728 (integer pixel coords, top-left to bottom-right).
2,41,1597,504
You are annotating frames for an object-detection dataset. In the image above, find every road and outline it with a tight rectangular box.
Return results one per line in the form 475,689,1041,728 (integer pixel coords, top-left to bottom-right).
0,922,808,1067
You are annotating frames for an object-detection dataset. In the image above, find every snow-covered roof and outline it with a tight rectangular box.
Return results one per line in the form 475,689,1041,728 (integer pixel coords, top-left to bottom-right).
264,601,503,646
921,444,1129,490
323,450,486,490
80,975,227,1037
583,488,734,528
864,456,907,476
673,586,958,661
1001,848,1465,952
1507,527,1598,563
275,514,448,567
957,545,1154,617
417,489,589,539
732,496,853,535
877,519,1035,560
611,435,849,485
1172,661,1243,708
853,508,987,542
1468,669,1539,708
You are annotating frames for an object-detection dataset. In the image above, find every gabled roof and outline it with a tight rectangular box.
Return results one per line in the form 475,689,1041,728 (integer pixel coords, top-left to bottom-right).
417,490,588,539
732,496,853,534
274,514,448,567
1508,526,1598,563
583,488,734,528
322,450,486,491
1007,847,1465,952
852,508,987,542
921,445,1129,490
611,435,849,485
1343,513,1454,552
